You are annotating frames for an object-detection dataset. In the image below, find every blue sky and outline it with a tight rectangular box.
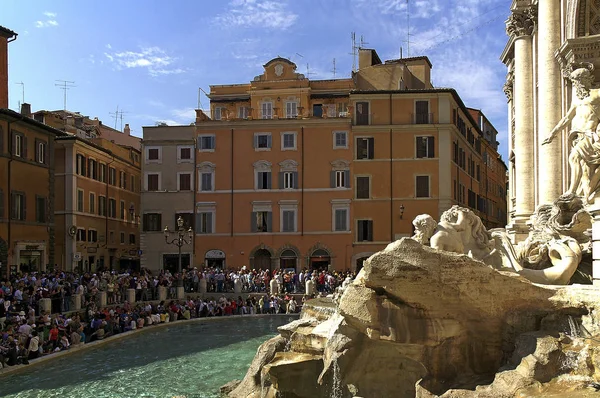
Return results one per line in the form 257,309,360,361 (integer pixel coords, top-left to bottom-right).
2,0,510,159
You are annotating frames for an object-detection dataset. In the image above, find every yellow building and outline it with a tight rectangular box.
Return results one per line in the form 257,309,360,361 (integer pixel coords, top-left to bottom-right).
152,49,507,272
54,136,141,272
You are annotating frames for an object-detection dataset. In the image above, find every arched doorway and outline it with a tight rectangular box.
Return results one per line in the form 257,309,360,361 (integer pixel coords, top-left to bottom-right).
310,249,330,270
356,257,369,274
280,249,297,271
254,249,272,271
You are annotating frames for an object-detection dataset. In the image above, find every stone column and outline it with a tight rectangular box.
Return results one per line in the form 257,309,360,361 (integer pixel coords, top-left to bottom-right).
39,298,51,314
537,0,563,204
507,7,537,226
176,286,185,300
126,288,136,304
158,286,167,301
199,278,207,294
72,294,81,311
97,291,107,307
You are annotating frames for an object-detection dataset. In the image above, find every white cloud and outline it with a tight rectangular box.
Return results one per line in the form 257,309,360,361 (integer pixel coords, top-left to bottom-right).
171,107,196,121
36,12,59,28
106,44,112,49
104,46,186,77
214,0,298,30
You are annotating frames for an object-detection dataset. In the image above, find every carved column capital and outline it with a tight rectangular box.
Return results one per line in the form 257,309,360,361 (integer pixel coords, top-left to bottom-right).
506,6,538,37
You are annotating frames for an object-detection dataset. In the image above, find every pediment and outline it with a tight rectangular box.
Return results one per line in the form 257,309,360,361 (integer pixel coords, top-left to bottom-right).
330,159,350,169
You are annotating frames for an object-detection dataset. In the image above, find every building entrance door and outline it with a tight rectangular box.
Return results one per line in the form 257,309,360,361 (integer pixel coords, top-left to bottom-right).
163,254,191,273
254,249,272,271
310,249,330,271
19,250,41,273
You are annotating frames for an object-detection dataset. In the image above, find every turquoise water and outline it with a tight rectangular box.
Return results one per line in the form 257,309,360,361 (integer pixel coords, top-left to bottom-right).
0,315,296,398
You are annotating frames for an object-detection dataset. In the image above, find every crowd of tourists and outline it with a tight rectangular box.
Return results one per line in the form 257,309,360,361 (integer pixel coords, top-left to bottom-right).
0,266,355,368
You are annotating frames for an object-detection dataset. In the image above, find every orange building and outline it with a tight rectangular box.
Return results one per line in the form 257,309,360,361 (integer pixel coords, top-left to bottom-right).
54,136,141,272
169,49,507,272
0,108,64,276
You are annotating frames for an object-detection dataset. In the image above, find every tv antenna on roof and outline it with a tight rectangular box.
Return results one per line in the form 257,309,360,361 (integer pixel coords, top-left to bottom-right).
305,63,315,79
15,81,24,109
55,80,76,111
109,105,129,131
350,32,358,73
404,0,413,57
331,58,337,78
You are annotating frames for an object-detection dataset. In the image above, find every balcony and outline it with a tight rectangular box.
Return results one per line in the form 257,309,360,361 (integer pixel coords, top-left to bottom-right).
412,113,434,124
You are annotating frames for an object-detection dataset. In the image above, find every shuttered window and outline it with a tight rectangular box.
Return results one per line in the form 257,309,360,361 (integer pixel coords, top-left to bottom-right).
356,177,370,199
251,211,272,232
334,209,348,231
416,176,430,198
196,212,213,234
143,213,162,232
282,210,295,232
357,220,373,241
416,136,435,158
356,137,374,159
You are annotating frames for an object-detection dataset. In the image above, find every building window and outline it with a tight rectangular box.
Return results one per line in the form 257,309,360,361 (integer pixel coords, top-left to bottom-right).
196,211,214,234
109,167,117,185
76,154,86,176
178,146,192,161
119,171,127,189
333,131,348,149
257,171,272,190
285,101,297,118
77,189,84,212
357,219,373,241
109,231,115,243
146,146,161,163
416,136,435,158
120,232,125,244
143,213,162,231
89,193,95,214
36,141,46,164
281,132,296,150
416,175,430,198
109,198,117,218
281,209,296,232
333,207,349,231
261,102,273,119
213,107,224,120
0,189,4,219
88,230,98,243
355,101,369,125
251,211,272,232
331,170,350,188
35,196,46,223
147,173,160,191
120,200,125,220
98,196,106,216
131,175,135,192
238,106,250,119
356,137,374,160
99,163,106,183
76,228,86,242
13,134,24,157
200,172,213,191
254,133,272,150
178,173,192,191
280,171,297,189
129,234,136,245
356,176,370,199
415,100,430,124
198,135,215,151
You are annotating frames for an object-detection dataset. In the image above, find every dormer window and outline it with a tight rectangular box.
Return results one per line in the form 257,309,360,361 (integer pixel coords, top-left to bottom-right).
262,102,273,119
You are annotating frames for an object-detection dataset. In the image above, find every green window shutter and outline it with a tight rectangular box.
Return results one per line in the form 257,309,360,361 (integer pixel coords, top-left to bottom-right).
22,193,27,221
330,171,336,188
253,135,259,148
357,220,364,241
428,136,435,158
206,212,213,233
267,211,272,232
279,172,284,189
368,138,374,159
293,172,299,189
344,170,350,188
266,172,272,189
267,135,272,148
251,212,257,232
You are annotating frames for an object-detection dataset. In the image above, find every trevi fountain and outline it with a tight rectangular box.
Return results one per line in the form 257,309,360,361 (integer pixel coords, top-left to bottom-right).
222,1,600,397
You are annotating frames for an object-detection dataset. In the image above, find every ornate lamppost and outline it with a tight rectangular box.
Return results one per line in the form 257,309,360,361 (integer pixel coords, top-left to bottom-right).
164,216,193,279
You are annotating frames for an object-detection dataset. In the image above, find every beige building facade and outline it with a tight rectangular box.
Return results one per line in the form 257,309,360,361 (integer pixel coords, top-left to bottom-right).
502,0,600,241
140,125,196,272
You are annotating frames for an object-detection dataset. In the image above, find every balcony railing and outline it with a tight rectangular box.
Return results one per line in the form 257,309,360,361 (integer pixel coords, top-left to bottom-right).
412,113,434,124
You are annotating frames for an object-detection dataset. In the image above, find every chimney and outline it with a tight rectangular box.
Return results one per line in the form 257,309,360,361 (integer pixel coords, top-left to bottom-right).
124,123,131,135
20,102,31,117
0,26,18,109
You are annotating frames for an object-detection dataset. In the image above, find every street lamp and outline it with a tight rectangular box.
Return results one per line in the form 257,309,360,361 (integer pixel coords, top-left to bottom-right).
164,216,194,278
399,204,405,220
129,204,135,222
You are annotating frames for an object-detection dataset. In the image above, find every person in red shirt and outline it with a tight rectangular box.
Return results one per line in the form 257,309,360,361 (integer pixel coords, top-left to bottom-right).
48,324,59,349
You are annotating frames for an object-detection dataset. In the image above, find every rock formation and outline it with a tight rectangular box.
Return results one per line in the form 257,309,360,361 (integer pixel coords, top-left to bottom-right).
226,238,600,398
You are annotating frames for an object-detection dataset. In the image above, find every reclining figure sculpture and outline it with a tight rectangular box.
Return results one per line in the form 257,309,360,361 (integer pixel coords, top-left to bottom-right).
412,196,591,285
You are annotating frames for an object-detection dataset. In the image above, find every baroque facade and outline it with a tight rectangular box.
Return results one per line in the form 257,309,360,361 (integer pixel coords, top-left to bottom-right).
502,0,600,241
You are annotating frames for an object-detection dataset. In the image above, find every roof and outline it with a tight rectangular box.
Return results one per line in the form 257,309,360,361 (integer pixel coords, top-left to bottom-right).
0,108,66,136
263,57,297,68
384,56,433,69
55,135,141,164
0,26,17,39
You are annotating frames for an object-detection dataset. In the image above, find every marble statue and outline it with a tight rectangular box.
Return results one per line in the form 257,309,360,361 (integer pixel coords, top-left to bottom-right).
543,63,600,203
413,197,591,285
428,205,498,265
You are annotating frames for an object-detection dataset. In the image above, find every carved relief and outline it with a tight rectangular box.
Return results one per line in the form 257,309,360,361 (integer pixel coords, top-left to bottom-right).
503,72,514,102
506,6,537,37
